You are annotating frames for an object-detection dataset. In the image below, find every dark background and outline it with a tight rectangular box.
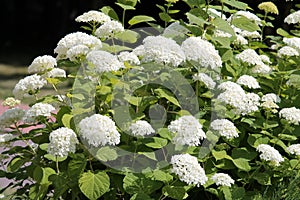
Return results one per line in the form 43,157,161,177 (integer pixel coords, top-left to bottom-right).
0,0,299,66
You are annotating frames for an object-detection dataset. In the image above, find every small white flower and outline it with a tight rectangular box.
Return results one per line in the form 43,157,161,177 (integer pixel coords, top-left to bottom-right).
23,103,55,124
118,51,140,65
78,114,120,147
237,75,260,89
44,68,66,78
75,10,111,24
278,46,299,57
233,34,248,45
2,97,21,107
284,10,300,24
232,11,262,26
260,55,271,64
48,127,79,157
171,154,208,186
236,49,263,66
95,20,124,39
0,108,25,128
256,144,284,166
168,115,206,146
28,55,57,74
210,119,239,139
279,107,300,125
214,30,232,38
211,173,235,187
283,37,300,50
217,81,244,92
251,63,272,74
66,44,90,61
128,120,155,137
287,144,300,156
261,93,281,103
193,73,216,89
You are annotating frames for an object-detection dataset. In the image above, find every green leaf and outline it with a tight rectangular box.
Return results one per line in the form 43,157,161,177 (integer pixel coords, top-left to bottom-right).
247,134,270,148
39,143,48,151
68,154,87,179
130,193,154,200
150,170,173,183
159,12,173,23
232,187,245,199
144,137,168,149
183,0,206,8
253,173,271,185
96,146,118,161
231,16,260,32
62,114,73,129
186,12,209,26
7,157,26,172
44,154,67,162
278,134,297,141
33,167,56,184
100,6,119,21
117,0,138,7
212,150,232,161
212,18,235,36
128,15,156,26
49,174,70,199
115,30,140,43
276,28,291,37
115,2,136,10
223,0,248,10
231,148,257,161
288,74,300,88
158,128,173,141
162,186,188,200
270,138,288,152
222,186,232,200
79,171,110,200
232,158,251,171
155,88,180,107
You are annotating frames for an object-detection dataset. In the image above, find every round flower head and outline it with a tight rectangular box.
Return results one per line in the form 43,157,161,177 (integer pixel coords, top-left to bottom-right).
0,134,17,143
233,26,261,39
0,108,25,129
48,127,79,157
232,11,262,26
66,44,90,61
278,46,299,57
140,35,186,67
168,115,206,146
207,8,227,20
54,32,102,60
95,20,124,39
261,93,281,103
118,51,140,65
279,107,300,125
86,50,124,73
251,63,272,74
256,144,284,166
214,30,232,38
44,68,66,78
284,10,300,24
13,74,47,99
128,120,155,137
260,55,271,64
170,154,208,186
193,73,216,89
2,97,21,108
23,103,55,124
217,81,244,92
233,34,248,45
181,37,222,69
236,49,263,66
210,119,239,139
211,173,235,187
75,10,111,24
28,55,57,74
78,114,120,147
287,144,300,156
237,75,260,89
258,2,279,15
283,37,300,50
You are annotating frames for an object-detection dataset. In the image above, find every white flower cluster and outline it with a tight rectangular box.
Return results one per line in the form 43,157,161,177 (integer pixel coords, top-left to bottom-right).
54,32,102,60
0,134,17,143
23,103,55,123
278,46,299,57
261,93,281,103
75,10,111,23
95,20,124,39
193,73,216,89
210,119,239,139
78,114,120,147
211,173,235,187
139,36,186,67
284,10,300,24
168,115,206,146
118,51,140,65
236,49,262,66
48,127,79,157
28,55,57,74
279,107,300,125
287,144,300,156
86,50,124,73
13,74,47,99
128,120,155,137
251,63,272,74
43,68,66,78
2,97,20,107
233,26,261,40
237,75,260,89
170,154,208,186
256,144,284,166
218,81,244,92
181,37,222,69
233,34,248,45
66,45,90,62
283,37,300,50
232,11,262,25
0,108,25,129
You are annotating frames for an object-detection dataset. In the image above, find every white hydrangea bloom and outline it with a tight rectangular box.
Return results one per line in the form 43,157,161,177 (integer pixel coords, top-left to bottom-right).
54,32,102,60
193,73,216,89
13,74,47,99
233,11,262,25
181,37,222,69
287,144,300,156
0,108,25,129
170,154,208,186
251,63,272,74
237,75,260,89
23,103,55,123
261,101,279,111
48,127,79,157
118,51,140,65
95,20,124,39
278,46,299,57
2,97,21,107
28,55,57,74
66,44,90,61
261,93,281,103
283,37,300,50
256,144,284,166
207,8,227,20
44,68,66,78
214,30,232,38
128,120,155,137
210,119,239,139
132,45,145,57
233,34,248,45
0,134,17,143
279,107,300,125
284,10,300,24
78,114,120,147
236,49,263,66
162,22,189,38
168,115,206,146
217,81,244,92
75,10,111,23
260,55,271,64
211,173,235,187
139,36,185,67
86,50,124,73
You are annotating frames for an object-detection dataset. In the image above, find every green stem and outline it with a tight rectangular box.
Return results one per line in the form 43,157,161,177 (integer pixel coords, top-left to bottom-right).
261,12,268,42
56,156,60,174
15,123,36,155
